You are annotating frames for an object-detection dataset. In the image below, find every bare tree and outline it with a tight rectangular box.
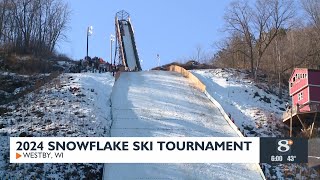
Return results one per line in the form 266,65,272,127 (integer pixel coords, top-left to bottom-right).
190,44,206,63
224,0,255,77
223,0,296,79
301,0,320,31
253,0,295,79
215,0,320,101
213,33,249,68
0,0,69,55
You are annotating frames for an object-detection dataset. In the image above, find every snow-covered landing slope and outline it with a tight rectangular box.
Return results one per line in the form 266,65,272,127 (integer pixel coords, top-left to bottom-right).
104,71,263,180
192,69,286,137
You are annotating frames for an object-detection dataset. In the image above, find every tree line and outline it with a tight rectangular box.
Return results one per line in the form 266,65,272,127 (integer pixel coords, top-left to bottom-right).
213,0,320,98
0,0,69,56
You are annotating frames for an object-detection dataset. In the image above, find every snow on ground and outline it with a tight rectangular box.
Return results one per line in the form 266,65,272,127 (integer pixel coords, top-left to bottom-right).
192,69,286,137
0,72,114,179
104,71,264,180
192,68,319,179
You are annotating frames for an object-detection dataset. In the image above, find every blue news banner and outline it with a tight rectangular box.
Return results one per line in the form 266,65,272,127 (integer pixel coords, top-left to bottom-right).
260,138,308,163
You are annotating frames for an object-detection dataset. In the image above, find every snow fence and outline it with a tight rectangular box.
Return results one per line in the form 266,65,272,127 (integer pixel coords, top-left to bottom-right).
168,65,206,92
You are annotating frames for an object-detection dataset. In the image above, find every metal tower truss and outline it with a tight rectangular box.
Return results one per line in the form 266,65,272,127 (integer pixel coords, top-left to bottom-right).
114,10,142,71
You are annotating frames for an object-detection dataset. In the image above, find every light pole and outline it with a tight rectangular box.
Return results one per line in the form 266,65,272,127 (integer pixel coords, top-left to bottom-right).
156,54,160,67
86,26,93,58
110,34,115,65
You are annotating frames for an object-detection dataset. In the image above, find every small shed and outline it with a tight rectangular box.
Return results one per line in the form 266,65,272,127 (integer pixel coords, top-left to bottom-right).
283,68,320,137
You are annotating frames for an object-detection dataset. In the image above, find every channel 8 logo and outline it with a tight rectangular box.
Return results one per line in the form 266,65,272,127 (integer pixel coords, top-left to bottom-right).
277,139,293,155
260,138,307,163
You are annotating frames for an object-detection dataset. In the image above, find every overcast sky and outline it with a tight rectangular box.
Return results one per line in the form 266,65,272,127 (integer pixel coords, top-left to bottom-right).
59,0,232,70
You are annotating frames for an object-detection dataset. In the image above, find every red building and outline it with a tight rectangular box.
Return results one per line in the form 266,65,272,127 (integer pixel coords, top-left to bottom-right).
289,68,320,111
284,68,320,137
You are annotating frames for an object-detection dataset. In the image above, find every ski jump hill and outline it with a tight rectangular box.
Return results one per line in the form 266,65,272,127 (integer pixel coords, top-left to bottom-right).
103,70,265,179
103,10,265,179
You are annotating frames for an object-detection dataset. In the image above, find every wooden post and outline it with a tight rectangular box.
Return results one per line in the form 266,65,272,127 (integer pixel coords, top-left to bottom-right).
290,107,293,137
310,112,317,138
297,114,307,131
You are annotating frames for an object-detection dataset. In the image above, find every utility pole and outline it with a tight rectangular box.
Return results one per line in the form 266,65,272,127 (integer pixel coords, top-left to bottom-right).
86,31,88,58
157,54,160,67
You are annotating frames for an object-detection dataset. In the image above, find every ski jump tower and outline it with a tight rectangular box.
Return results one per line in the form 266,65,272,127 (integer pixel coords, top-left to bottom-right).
114,10,142,71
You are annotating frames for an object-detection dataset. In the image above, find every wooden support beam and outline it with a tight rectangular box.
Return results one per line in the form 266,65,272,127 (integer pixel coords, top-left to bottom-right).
297,114,307,131
310,112,317,138
290,108,293,137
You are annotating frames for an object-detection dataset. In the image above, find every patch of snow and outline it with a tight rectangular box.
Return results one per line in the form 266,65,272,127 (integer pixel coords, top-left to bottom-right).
192,69,286,137
57,61,67,66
